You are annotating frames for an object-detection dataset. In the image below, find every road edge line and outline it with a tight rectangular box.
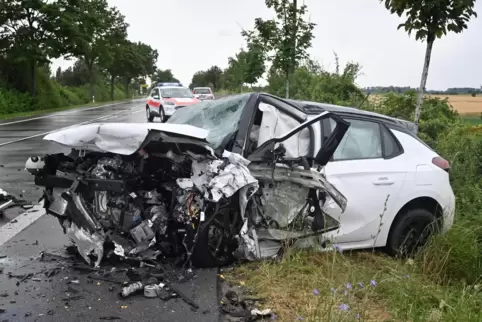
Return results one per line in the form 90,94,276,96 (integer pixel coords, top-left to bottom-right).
0,204,45,246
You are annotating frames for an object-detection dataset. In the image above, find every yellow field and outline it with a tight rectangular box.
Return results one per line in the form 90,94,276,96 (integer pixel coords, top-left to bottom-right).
432,95,482,115
372,94,482,115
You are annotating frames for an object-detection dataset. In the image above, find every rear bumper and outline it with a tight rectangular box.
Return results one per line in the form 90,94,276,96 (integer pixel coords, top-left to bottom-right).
441,188,456,234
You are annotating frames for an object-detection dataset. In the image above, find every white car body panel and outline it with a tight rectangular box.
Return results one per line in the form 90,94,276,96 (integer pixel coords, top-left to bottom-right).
43,122,209,155
322,126,455,250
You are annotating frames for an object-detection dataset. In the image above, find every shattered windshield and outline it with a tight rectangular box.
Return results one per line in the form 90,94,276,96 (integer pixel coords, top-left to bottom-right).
166,94,251,149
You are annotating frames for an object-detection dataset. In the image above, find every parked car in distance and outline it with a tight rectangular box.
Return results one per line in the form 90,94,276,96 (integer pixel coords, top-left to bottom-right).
146,82,200,122
192,87,215,100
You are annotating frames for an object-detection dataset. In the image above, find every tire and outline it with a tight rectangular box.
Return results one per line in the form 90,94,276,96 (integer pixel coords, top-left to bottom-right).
146,106,154,122
159,107,166,123
191,206,241,268
386,208,438,257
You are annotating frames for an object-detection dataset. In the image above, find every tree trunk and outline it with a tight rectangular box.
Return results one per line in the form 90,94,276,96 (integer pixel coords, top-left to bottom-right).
110,75,115,101
285,76,290,99
31,60,37,97
125,77,131,97
86,60,95,104
414,38,434,134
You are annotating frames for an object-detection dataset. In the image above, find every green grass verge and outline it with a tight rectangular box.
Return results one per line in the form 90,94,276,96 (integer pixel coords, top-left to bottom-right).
226,248,482,322
0,97,144,121
462,115,482,125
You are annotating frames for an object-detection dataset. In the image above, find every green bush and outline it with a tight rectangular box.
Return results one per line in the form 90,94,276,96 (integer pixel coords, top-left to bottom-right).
364,90,460,146
0,66,130,118
0,88,34,114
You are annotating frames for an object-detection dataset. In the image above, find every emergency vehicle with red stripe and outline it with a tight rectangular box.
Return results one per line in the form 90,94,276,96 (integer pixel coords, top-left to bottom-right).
146,82,200,122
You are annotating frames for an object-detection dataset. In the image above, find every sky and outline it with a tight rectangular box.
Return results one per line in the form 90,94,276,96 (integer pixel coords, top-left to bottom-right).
51,0,482,91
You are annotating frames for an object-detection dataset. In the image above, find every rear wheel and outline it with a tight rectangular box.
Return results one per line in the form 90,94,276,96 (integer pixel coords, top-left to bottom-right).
386,208,438,257
146,106,154,122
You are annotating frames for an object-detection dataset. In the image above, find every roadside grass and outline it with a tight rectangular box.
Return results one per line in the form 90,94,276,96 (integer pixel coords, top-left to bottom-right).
461,114,482,125
226,235,482,322
0,96,143,121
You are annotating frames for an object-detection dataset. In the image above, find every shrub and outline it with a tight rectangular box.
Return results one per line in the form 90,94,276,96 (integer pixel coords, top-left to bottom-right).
0,88,34,114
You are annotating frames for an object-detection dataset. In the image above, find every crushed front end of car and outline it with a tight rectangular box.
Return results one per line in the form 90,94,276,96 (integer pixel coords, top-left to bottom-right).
26,114,349,268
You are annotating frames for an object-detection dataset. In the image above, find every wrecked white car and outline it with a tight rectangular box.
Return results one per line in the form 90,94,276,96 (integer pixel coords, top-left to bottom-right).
25,93,350,268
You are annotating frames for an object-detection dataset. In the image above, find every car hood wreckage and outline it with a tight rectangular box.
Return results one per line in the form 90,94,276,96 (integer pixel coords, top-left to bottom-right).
25,95,351,269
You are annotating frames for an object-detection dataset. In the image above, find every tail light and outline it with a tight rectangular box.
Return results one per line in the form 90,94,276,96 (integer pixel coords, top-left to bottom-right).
432,157,450,172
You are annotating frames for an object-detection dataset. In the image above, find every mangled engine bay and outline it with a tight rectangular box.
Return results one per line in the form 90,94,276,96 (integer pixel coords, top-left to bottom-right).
26,122,348,269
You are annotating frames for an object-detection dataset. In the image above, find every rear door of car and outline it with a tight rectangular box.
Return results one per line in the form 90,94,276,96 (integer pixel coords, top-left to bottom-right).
322,116,408,246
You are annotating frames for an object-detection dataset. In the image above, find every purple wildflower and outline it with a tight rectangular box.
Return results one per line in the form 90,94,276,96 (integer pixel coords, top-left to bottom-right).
333,244,343,253
330,287,336,295
296,317,305,321
270,313,277,320
313,289,320,296
370,280,377,287
404,274,410,279
339,303,350,312
358,282,364,288
356,313,360,319
346,282,352,289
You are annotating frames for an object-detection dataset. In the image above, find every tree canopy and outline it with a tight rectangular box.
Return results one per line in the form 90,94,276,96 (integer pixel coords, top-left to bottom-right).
0,0,160,112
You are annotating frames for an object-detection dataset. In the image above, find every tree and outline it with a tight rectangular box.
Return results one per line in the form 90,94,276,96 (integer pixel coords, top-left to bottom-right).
190,70,209,89
151,69,179,83
382,0,477,134
189,66,223,90
205,65,223,91
55,67,62,82
243,0,315,98
0,0,67,96
56,0,128,101
99,40,158,100
57,59,91,87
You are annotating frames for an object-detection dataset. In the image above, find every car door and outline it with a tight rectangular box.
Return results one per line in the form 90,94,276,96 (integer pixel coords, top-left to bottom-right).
148,88,160,109
322,117,408,247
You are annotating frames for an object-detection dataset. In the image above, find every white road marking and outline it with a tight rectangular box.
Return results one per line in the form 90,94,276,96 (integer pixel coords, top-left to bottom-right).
0,99,144,127
0,204,45,246
0,106,144,147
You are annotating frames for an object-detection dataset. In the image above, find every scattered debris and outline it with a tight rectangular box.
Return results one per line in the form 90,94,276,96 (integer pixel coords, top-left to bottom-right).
62,295,84,301
120,281,144,298
220,283,272,322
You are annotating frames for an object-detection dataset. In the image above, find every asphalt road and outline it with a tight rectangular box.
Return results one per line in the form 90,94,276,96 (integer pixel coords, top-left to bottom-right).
0,100,220,321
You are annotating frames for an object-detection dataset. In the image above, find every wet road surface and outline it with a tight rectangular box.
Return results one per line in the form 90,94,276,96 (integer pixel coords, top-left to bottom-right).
0,101,220,321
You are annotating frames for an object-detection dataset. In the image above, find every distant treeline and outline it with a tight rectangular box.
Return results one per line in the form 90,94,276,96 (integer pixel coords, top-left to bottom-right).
364,86,482,95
